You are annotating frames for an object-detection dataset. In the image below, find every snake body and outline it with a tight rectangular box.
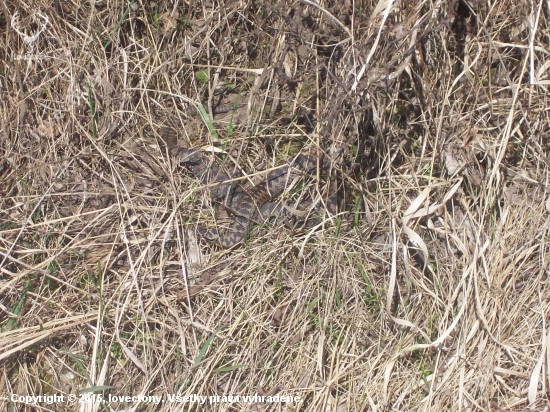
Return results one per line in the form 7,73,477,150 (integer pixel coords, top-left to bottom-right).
178,148,335,247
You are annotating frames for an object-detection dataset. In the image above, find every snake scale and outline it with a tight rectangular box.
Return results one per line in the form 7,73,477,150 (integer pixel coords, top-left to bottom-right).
177,148,337,247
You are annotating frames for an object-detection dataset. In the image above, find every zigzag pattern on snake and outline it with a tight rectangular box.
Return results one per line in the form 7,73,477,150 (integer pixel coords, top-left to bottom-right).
177,148,337,247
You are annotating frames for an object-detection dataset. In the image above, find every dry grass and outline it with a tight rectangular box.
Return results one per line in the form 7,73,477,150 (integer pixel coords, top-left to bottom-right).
1,0,550,411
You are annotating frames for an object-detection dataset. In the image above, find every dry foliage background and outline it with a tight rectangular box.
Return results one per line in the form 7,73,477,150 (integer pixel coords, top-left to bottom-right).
2,0,550,411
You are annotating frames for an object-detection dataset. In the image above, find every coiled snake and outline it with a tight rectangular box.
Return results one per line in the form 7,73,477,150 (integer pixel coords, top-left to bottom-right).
177,148,337,247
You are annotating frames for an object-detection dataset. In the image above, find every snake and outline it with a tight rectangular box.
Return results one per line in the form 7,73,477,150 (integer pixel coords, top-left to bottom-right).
177,148,337,247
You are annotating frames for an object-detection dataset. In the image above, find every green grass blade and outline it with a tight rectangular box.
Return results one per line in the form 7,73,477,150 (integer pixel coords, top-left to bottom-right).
194,326,224,366
4,278,31,332
104,0,136,50
198,104,219,139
